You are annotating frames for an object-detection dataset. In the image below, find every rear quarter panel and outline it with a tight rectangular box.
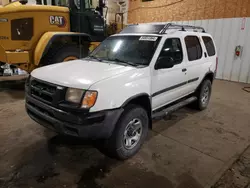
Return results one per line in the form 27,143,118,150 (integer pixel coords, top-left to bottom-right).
199,33,217,78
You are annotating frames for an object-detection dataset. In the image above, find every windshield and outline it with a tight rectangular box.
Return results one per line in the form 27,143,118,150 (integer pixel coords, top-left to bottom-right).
34,0,89,8
50,0,69,7
89,35,161,66
54,0,68,6
53,0,92,9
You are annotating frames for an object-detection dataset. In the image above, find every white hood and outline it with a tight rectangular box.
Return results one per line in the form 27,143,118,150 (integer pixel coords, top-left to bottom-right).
31,59,136,89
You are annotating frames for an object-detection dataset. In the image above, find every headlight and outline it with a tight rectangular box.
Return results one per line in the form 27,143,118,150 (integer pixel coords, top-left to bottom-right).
81,91,98,108
65,88,98,108
65,88,84,103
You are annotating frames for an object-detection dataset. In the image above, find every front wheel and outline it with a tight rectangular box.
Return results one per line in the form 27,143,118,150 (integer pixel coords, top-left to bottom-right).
102,104,149,160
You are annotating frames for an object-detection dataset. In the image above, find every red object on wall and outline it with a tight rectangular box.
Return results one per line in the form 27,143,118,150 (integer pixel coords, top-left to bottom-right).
236,51,240,56
235,46,241,57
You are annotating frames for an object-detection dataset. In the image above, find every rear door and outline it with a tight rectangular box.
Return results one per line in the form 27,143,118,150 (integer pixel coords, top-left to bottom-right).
183,34,206,93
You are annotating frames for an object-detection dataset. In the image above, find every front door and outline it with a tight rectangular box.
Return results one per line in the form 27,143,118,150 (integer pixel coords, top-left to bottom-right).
151,37,188,110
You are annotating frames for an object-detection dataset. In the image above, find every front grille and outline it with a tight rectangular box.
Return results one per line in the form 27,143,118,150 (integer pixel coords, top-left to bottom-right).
30,79,57,104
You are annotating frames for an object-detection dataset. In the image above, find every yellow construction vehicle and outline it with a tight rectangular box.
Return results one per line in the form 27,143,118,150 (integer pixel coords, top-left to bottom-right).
0,0,109,73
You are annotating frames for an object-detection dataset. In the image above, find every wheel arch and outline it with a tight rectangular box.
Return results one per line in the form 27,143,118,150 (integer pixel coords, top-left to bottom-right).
34,32,91,66
203,71,215,84
196,71,215,93
122,93,152,129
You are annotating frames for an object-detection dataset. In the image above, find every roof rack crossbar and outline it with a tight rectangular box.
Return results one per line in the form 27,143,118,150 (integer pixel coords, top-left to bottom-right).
159,23,206,33
159,23,172,34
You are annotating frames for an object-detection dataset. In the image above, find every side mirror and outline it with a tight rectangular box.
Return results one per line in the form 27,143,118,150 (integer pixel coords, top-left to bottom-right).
155,56,175,70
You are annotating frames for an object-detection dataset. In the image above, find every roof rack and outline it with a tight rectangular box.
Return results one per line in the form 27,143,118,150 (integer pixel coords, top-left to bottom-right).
159,23,206,33
119,23,206,34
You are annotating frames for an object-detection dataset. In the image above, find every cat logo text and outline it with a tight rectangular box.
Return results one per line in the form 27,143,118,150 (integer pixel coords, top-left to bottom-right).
49,16,66,27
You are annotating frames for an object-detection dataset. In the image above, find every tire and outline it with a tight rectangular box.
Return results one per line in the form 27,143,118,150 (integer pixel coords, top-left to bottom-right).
194,79,212,110
101,104,149,160
51,45,80,63
42,45,88,66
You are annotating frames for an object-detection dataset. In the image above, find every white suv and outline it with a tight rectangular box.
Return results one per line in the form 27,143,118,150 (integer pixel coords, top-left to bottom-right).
25,23,218,160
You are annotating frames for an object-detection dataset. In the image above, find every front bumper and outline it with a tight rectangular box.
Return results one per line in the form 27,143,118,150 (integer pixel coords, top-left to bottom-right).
25,94,123,139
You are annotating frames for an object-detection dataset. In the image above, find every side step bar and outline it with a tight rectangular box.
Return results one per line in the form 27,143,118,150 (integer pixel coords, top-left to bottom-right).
152,96,197,120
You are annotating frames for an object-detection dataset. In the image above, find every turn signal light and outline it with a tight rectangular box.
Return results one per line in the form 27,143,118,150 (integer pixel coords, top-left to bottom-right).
81,91,98,108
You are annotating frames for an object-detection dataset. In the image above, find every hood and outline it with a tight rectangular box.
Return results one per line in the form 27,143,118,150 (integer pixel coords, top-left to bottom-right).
31,59,137,89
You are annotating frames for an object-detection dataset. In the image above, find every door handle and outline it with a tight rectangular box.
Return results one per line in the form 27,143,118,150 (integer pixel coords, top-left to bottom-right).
182,68,187,72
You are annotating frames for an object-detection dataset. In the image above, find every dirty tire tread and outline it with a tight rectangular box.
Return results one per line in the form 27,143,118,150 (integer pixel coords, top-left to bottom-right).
102,104,149,160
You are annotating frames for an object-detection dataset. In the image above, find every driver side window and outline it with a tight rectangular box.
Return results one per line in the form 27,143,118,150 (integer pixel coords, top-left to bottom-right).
159,38,183,65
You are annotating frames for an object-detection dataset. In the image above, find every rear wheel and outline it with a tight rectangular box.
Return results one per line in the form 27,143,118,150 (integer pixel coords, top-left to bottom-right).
100,104,149,160
194,79,212,110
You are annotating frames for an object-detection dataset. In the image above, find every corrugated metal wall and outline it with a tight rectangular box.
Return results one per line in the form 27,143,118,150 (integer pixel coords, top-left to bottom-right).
152,18,250,83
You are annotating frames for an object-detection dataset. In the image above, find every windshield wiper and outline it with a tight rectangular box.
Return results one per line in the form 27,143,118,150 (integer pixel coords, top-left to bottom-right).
108,58,139,67
88,55,102,62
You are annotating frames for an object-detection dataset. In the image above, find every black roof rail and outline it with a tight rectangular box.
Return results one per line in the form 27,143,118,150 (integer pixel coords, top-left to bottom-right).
119,23,206,34
159,23,206,34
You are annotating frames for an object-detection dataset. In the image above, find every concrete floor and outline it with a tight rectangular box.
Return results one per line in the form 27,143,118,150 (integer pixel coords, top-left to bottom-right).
213,145,250,188
0,80,250,188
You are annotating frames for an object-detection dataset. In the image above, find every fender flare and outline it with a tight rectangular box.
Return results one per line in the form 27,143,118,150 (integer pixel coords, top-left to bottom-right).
121,93,152,129
202,71,215,82
121,93,151,107
195,71,215,92
34,32,91,66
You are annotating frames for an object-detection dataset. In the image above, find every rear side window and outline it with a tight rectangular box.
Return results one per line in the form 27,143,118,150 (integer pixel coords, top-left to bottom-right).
202,36,216,56
185,36,202,61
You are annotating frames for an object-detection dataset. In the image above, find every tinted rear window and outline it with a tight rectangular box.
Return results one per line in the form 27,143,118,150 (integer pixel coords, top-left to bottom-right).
185,36,202,61
202,36,216,56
